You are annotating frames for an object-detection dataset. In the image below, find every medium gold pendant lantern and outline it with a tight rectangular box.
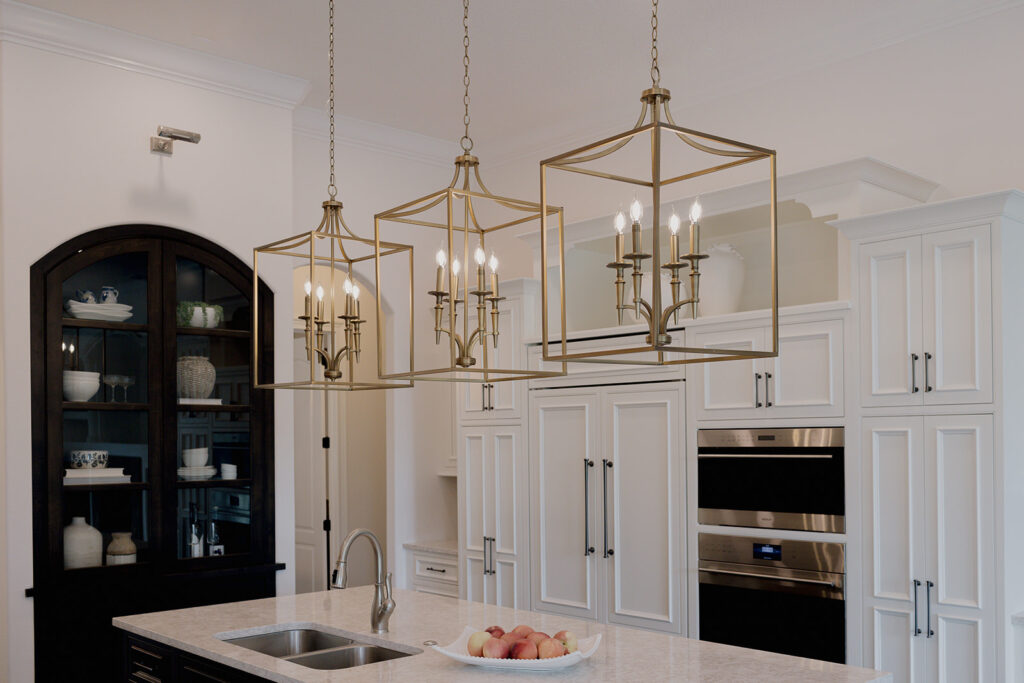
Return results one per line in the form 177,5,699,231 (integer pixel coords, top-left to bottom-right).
539,0,779,367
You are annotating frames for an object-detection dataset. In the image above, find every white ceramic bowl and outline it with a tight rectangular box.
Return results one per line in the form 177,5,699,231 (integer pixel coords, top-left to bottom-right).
62,371,100,402
182,447,209,467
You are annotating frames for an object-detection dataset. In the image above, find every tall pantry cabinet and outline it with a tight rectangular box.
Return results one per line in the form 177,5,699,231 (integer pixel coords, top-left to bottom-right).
836,190,1024,683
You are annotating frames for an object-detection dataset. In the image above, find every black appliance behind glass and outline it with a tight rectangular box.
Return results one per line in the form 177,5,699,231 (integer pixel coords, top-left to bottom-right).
698,533,846,663
697,427,844,532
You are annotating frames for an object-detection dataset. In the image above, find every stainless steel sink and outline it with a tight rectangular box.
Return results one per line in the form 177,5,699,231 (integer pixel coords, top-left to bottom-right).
285,644,413,670
219,625,420,671
224,629,353,657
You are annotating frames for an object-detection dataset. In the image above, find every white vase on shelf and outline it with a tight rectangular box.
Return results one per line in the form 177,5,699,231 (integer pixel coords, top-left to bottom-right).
697,243,745,316
63,516,102,569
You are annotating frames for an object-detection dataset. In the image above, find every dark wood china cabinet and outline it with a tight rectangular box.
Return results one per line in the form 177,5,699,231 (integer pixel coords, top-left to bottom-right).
30,225,280,680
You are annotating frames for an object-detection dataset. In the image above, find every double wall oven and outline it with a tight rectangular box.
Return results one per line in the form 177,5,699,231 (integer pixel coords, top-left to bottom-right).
696,427,847,663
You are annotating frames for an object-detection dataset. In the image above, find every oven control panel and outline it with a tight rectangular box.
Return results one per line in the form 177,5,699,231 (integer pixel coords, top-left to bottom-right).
698,533,844,573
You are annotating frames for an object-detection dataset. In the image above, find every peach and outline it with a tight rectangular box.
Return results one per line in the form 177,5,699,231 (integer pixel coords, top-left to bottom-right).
509,639,538,660
526,631,550,646
484,625,505,638
537,637,567,659
482,637,510,659
500,632,520,646
467,631,492,657
510,624,534,639
554,630,578,653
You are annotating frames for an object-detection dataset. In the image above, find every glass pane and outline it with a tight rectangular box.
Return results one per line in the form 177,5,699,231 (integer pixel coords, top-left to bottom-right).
177,336,250,406
177,486,251,559
176,257,249,331
177,412,251,481
62,252,148,324
62,327,147,403
63,410,149,483
62,489,149,568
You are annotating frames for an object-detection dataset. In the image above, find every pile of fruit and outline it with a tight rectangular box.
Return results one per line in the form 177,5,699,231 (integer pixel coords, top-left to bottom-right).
466,624,579,660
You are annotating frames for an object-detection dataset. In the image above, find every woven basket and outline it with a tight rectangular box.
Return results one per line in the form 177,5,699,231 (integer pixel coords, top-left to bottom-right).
177,356,216,399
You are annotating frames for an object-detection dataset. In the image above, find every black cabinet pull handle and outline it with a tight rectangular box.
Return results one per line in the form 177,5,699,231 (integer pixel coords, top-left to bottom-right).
602,459,614,558
924,353,933,392
488,537,495,575
755,373,763,408
912,579,922,636
482,535,489,576
481,384,487,410
926,580,935,637
425,566,446,573
488,383,494,410
765,372,773,407
911,353,920,392
584,459,595,556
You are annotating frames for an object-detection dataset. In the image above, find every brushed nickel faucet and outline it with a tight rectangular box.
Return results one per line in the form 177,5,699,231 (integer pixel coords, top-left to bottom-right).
331,528,396,633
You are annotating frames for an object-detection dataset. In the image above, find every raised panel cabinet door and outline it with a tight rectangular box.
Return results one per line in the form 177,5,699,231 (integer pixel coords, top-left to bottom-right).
529,390,600,621
860,236,924,407
490,426,529,608
463,553,487,604
458,427,488,603
921,226,993,406
767,319,844,418
602,384,683,634
923,415,994,683
862,417,928,683
457,299,523,421
693,326,765,420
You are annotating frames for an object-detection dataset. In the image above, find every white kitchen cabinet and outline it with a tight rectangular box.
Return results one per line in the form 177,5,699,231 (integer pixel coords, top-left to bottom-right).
862,415,994,683
457,424,528,608
529,384,684,633
859,226,991,408
693,318,843,420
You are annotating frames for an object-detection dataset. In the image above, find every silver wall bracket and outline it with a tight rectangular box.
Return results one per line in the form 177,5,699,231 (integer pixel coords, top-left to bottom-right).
150,125,201,155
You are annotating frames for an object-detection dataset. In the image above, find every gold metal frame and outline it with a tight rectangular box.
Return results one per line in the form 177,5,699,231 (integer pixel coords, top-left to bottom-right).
375,154,566,383
253,199,415,391
539,87,779,366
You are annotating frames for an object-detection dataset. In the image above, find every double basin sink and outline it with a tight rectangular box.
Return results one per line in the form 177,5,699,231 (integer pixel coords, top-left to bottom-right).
221,626,420,671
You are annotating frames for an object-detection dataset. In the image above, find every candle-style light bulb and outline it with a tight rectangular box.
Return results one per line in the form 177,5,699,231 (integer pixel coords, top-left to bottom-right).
304,281,312,295
629,198,643,223
343,278,353,295
614,211,626,235
668,209,681,263
669,212,681,235
474,246,486,266
488,253,499,273
689,197,703,223
452,258,461,277
435,248,447,268
351,282,360,300
69,344,75,354
488,252,499,299
315,284,324,301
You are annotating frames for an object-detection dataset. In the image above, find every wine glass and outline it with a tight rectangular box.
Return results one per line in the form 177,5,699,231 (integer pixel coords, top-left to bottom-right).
122,376,136,403
102,375,119,402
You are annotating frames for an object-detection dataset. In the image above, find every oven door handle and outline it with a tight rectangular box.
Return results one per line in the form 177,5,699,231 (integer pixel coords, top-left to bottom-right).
697,452,834,459
699,567,837,588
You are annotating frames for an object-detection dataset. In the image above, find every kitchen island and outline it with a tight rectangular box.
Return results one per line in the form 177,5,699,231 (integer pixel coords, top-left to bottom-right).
114,586,891,682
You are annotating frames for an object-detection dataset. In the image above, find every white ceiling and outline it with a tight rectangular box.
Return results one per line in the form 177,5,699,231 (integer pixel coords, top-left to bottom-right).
18,0,1020,159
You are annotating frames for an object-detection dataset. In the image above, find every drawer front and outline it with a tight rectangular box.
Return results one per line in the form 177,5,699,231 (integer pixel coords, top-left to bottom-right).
414,554,458,584
127,637,172,681
412,576,460,598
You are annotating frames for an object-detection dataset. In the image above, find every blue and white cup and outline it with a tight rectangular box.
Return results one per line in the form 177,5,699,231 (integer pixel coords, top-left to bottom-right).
100,286,119,304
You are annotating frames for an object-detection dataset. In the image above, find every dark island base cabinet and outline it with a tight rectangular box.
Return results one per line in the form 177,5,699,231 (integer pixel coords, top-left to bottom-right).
125,634,267,683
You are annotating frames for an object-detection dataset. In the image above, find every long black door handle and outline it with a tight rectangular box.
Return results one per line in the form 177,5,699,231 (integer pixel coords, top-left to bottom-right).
481,384,487,410
911,353,920,393
584,459,595,556
924,353,933,392
926,580,934,637
602,459,614,558
912,579,922,636
765,372,773,407
755,373,763,408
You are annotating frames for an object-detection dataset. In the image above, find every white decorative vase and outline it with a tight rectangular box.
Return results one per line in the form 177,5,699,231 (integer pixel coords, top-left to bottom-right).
63,516,102,569
105,531,137,565
697,243,745,316
177,356,216,399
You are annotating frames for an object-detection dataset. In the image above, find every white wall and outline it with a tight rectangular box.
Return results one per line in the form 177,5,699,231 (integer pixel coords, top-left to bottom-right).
0,12,303,679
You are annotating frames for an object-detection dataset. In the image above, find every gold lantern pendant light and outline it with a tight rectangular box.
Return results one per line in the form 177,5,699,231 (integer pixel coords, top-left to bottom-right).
540,0,780,367
253,0,414,392
374,0,564,384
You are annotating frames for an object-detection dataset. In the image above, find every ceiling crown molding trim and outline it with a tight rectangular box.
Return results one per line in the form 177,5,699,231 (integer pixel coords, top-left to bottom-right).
0,0,310,108
293,106,455,169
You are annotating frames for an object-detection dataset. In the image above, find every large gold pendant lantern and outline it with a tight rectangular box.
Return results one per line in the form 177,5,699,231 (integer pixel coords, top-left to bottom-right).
253,0,413,392
374,0,564,384
540,0,779,367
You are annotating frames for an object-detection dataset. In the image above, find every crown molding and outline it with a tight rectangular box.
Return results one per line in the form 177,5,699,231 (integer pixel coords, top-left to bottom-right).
0,0,310,108
293,106,455,169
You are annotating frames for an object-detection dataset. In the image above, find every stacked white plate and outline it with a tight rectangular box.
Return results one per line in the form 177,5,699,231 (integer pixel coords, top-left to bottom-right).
178,466,217,480
64,468,131,485
66,300,133,322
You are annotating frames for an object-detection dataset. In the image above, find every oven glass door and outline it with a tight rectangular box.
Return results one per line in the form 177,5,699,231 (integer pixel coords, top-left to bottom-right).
698,567,845,663
697,447,844,531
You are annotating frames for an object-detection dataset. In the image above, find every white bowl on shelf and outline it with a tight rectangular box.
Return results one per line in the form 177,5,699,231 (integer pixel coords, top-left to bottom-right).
182,447,209,467
62,370,100,402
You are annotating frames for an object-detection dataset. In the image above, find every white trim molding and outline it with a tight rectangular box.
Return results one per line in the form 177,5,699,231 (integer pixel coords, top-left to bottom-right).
0,0,310,108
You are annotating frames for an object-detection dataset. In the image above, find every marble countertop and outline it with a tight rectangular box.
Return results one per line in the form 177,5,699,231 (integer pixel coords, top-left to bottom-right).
402,539,458,556
114,587,891,682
